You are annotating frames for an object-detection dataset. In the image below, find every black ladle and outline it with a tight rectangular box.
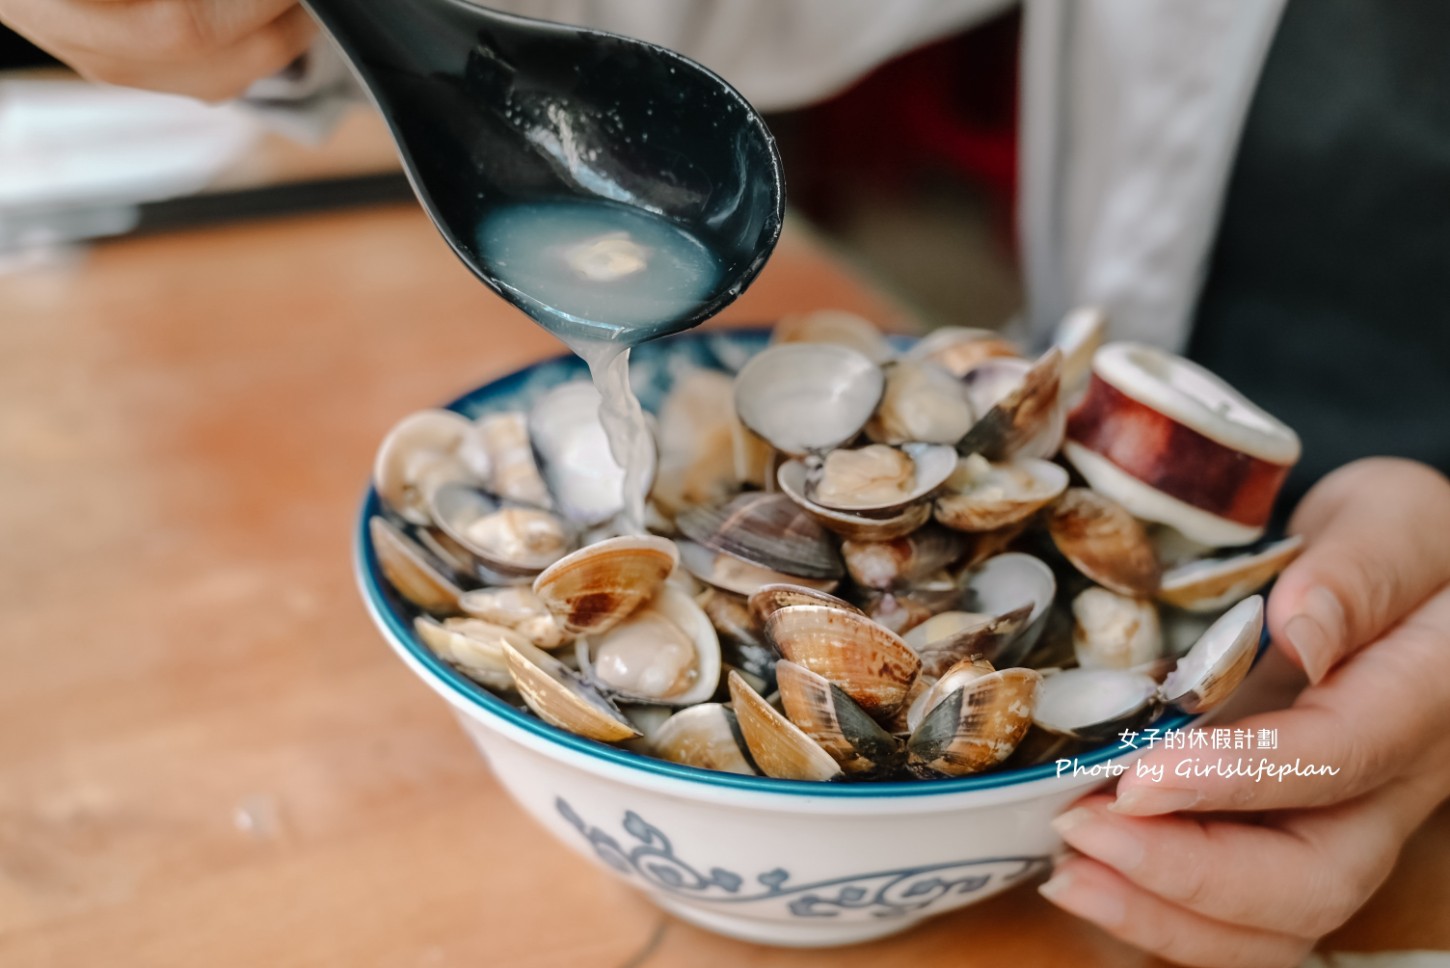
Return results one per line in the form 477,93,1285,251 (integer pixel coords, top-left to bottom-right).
301,0,785,345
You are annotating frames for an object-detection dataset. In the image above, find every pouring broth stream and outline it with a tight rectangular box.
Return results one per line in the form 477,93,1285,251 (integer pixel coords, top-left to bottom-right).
478,199,726,532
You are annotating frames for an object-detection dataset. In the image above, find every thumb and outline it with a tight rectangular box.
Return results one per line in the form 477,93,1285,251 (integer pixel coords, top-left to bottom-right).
1269,458,1450,683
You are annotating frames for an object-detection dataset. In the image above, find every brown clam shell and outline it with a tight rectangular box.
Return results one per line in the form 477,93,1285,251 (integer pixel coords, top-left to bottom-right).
531,535,678,635
764,605,922,720
429,482,573,577
677,540,840,598
1157,536,1304,613
906,665,1042,777
907,604,1034,678
905,327,1022,378
653,703,757,775
776,458,934,541
775,661,905,776
677,492,844,581
701,588,779,688
459,586,569,650
700,588,765,649
370,516,467,615
1047,488,1162,597
413,616,522,691
858,582,939,634
501,637,641,743
957,348,1063,461
801,443,958,516
841,526,968,591
748,583,864,624
881,675,934,736
933,457,1069,533
728,671,842,781
1160,595,1263,714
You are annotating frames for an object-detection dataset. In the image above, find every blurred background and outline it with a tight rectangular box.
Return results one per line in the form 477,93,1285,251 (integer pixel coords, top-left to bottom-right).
0,11,1022,328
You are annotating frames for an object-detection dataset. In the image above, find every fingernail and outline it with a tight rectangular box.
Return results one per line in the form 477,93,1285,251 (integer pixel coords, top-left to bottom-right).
1305,586,1347,679
1108,786,1201,816
1051,809,1145,872
1285,586,1346,684
1283,614,1327,682
1038,869,1127,926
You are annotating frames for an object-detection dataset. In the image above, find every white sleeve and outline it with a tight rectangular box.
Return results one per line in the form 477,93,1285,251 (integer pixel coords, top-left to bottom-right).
480,0,1016,111
247,0,1012,137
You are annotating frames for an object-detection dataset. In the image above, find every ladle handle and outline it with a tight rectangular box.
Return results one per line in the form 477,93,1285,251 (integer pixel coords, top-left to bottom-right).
298,0,482,81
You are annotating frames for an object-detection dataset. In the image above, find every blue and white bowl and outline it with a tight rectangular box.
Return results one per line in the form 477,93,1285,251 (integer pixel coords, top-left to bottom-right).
354,329,1202,948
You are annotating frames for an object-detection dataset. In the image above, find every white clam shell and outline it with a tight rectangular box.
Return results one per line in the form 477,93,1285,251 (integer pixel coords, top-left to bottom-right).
733,343,884,455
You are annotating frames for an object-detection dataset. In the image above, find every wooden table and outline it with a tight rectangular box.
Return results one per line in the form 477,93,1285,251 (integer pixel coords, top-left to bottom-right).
2,201,1446,968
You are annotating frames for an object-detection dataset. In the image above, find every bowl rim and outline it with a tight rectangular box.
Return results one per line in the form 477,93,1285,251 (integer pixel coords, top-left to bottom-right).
355,329,1215,800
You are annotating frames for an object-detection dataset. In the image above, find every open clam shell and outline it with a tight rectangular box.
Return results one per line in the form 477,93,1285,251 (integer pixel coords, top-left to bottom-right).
576,585,721,706
959,552,1057,666
651,368,741,521
676,492,843,581
413,616,524,692
429,481,574,578
933,454,1069,533
748,583,864,623
374,409,477,525
501,637,641,743
728,415,774,491
764,604,921,720
775,660,906,777
1160,595,1263,714
904,327,1021,377
728,670,842,781
770,309,897,364
471,411,553,509
531,534,678,635
458,586,570,650
1035,595,1264,736
1072,587,1163,670
857,576,961,636
801,442,958,516
370,516,468,615
776,459,932,541
865,360,976,446
904,655,994,734
957,348,1065,461
905,605,1034,678
528,380,654,527
699,589,777,688
1048,488,1163,597
906,664,1042,777
1158,536,1304,613
676,540,840,598
840,525,968,591
652,703,758,775
733,343,885,456
1053,306,1107,396
1033,667,1161,741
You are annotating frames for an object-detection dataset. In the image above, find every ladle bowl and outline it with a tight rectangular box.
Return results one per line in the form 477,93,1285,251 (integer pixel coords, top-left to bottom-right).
302,0,785,344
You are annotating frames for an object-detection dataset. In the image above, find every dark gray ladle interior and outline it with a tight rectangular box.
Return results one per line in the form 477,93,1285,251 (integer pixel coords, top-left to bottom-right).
301,0,785,344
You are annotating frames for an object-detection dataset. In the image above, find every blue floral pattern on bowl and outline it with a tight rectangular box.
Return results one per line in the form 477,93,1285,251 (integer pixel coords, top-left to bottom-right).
556,797,1049,920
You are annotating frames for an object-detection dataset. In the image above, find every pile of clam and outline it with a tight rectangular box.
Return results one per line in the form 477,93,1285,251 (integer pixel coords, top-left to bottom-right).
369,309,1305,781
